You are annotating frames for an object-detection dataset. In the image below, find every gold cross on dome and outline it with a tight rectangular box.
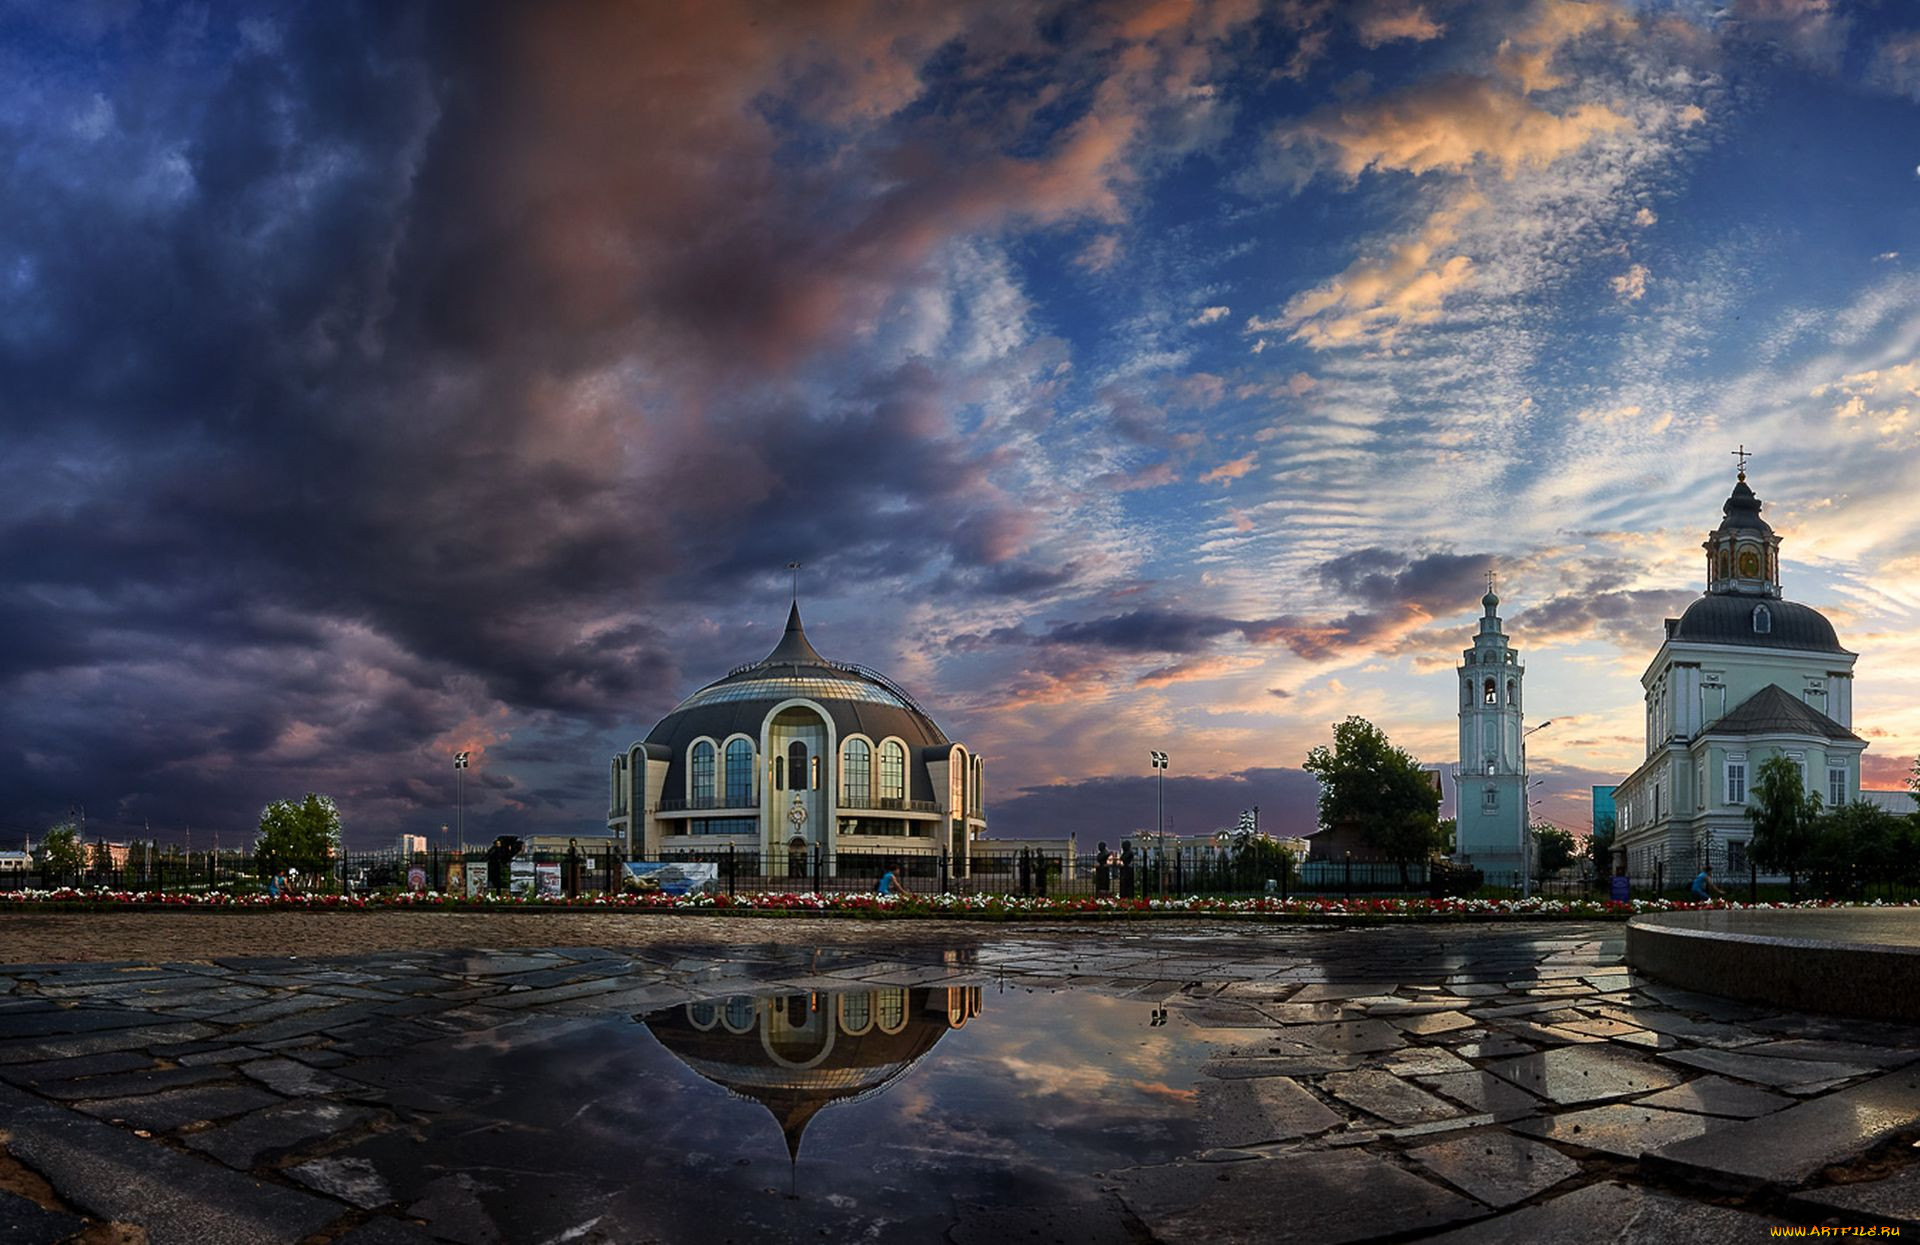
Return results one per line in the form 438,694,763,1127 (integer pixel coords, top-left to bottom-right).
1732,444,1752,480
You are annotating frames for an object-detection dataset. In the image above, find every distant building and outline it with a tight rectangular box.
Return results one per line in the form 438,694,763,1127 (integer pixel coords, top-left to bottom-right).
0,851,27,876
1862,789,1918,817
1613,468,1865,879
1591,786,1617,834
399,834,428,855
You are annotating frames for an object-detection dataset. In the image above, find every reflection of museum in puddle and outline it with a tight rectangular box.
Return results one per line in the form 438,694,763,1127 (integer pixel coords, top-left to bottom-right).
606,603,987,875
641,987,983,1160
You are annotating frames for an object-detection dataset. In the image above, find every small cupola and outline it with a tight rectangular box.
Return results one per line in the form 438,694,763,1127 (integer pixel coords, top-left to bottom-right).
1702,458,1782,599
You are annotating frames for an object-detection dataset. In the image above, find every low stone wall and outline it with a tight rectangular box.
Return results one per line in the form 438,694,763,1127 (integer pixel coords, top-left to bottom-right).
1627,908,1920,1022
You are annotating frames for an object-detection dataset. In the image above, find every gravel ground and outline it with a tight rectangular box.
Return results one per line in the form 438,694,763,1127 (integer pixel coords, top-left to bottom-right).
0,910,1156,963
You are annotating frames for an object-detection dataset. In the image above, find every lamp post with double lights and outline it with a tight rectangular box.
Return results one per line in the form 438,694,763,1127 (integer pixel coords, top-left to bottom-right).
1149,750,1169,898
454,751,470,858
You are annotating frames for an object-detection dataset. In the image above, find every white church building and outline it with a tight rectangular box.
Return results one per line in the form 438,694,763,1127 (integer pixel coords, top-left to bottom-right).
1611,467,1865,882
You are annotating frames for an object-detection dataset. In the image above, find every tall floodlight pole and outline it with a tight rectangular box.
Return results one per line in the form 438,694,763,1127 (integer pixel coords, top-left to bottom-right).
454,751,471,857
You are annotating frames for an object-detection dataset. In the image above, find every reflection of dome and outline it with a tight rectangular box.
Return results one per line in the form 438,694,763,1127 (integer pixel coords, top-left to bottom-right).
641,987,981,1160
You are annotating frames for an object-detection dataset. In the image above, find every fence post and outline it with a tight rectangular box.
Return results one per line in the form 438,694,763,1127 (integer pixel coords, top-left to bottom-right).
940,849,949,895
1281,854,1290,904
727,844,736,898
1750,856,1758,904
1344,852,1353,902
812,843,823,894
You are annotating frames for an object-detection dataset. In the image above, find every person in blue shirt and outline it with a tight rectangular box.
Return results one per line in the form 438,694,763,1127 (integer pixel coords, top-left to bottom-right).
877,866,912,898
1689,865,1723,902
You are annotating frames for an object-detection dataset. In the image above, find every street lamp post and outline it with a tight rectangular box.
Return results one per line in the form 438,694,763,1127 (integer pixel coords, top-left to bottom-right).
1149,750,1169,899
454,751,470,858
1520,721,1554,900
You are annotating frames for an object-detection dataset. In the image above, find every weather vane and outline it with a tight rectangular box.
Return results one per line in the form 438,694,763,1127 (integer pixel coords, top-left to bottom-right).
1732,444,1752,480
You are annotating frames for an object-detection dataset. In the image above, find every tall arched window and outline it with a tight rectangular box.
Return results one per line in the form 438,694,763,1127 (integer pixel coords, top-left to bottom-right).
788,741,810,792
842,739,871,805
1506,679,1517,707
725,739,755,806
880,740,906,801
1483,678,1497,705
690,741,715,803
1753,604,1772,635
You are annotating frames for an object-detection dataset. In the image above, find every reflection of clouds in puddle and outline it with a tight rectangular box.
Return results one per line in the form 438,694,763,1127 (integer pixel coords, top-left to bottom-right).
1133,1081,1199,1103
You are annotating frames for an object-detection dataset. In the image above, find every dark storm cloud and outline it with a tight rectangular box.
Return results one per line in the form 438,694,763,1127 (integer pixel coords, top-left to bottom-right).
0,0,1262,840
989,767,1325,841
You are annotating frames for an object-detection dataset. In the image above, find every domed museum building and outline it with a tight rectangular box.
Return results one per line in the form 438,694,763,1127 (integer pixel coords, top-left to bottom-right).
607,604,986,873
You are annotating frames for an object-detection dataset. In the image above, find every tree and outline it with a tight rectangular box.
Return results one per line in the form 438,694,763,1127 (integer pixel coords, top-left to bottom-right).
1808,800,1911,899
1747,754,1821,895
1533,825,1576,878
35,823,84,880
1303,717,1442,868
256,794,343,874
88,839,113,875
1435,818,1457,855
1587,811,1617,875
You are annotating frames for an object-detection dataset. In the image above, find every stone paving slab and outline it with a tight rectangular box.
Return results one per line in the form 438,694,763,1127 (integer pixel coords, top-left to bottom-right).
184,1099,381,1169
1486,1045,1684,1105
1636,1074,1792,1118
0,1083,343,1245
1420,1180,1780,1242
1407,1131,1580,1207
1512,1102,1724,1158
1662,1046,1879,1088
1117,1150,1482,1244
0,1187,84,1244
1788,1165,1920,1228
1322,1069,1463,1126
73,1082,282,1133
1196,1075,1342,1147
1647,1068,1920,1191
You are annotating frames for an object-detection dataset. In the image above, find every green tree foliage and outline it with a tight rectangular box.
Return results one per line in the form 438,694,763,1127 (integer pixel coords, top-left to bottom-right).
1302,717,1441,863
1807,801,1915,898
35,823,84,879
1747,754,1821,891
1587,811,1616,874
256,794,343,873
1228,831,1293,888
1435,817,1457,855
87,839,113,874
1533,825,1576,877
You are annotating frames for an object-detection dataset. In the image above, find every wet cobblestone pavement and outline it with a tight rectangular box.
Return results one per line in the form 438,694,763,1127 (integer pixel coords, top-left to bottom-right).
3,920,1919,1242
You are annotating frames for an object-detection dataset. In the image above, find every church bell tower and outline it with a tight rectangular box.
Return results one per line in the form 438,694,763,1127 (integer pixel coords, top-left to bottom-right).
1455,579,1528,875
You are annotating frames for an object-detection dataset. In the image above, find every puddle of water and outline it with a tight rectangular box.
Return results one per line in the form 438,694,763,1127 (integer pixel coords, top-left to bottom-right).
328,984,1216,1243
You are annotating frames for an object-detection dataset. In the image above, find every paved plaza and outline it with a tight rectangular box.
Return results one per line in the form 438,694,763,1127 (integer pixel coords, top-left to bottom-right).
2,916,1919,1242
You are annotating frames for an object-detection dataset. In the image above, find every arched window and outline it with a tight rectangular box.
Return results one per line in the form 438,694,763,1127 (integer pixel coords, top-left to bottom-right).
880,740,906,801
788,741,810,792
725,739,755,806
1506,679,1517,707
842,739,871,805
690,741,715,803
1483,678,1497,705
1753,604,1771,635
840,992,872,1034
875,988,906,1032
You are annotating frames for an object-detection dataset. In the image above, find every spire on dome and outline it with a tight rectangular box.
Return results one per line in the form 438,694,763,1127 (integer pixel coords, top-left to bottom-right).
760,600,827,667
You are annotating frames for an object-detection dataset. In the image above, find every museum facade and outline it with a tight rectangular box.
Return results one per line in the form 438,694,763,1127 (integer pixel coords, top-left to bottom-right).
607,603,986,873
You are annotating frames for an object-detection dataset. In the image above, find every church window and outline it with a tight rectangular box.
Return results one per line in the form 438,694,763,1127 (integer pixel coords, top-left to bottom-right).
1506,679,1517,708
880,741,906,801
788,741,809,793
842,739,872,805
840,992,872,1034
773,755,784,790
688,1001,717,1029
1483,786,1498,810
690,741,715,804
724,996,755,1033
1717,550,1730,579
1829,766,1847,808
1484,678,1497,705
725,739,755,806
1726,755,1746,805
1753,604,1771,635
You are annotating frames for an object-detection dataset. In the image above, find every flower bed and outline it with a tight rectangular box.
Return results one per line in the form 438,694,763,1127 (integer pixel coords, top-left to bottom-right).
2,887,1916,922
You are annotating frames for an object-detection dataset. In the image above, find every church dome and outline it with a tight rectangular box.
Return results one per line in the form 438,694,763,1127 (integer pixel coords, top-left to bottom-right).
643,603,951,778
1669,594,1848,654
1714,475,1774,536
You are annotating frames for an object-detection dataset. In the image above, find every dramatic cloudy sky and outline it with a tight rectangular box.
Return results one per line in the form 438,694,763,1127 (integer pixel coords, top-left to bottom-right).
5,0,1920,848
